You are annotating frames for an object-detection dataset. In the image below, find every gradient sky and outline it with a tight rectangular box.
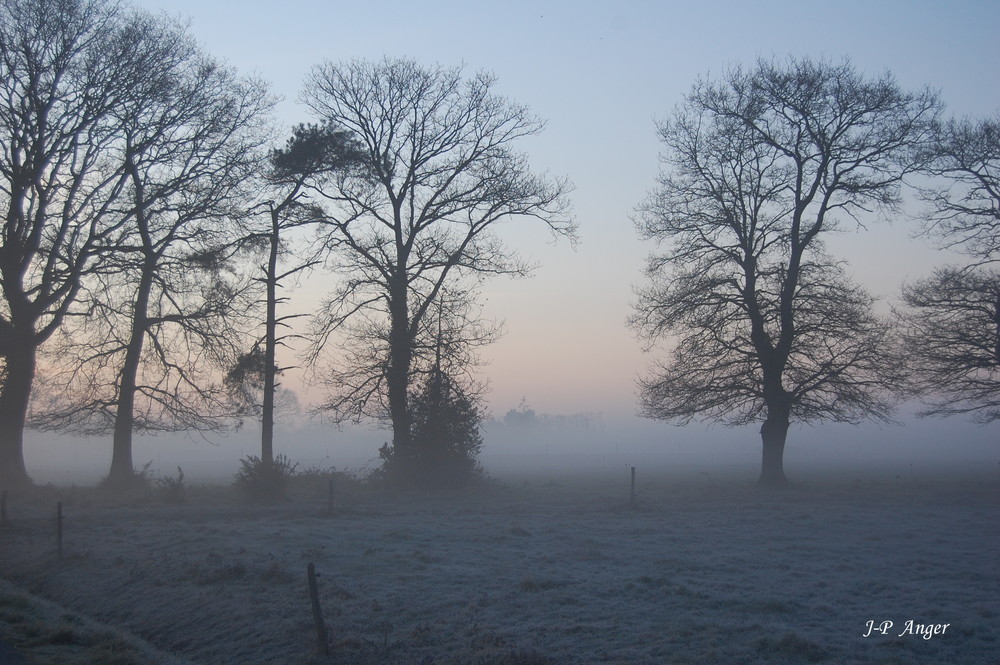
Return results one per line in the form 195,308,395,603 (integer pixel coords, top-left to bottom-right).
132,0,1000,422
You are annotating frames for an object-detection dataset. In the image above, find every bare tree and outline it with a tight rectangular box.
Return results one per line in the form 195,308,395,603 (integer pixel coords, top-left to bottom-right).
227,124,361,466
31,14,272,488
917,114,1000,263
300,58,574,473
898,267,1000,422
632,57,940,486
898,115,1000,422
0,0,174,486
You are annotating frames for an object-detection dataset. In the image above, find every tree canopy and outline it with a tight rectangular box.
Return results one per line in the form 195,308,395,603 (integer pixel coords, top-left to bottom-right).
917,115,1000,263
300,57,574,475
899,267,1000,423
633,57,940,485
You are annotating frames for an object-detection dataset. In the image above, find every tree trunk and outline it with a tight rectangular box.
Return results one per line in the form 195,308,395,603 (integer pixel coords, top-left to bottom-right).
993,293,1000,365
758,410,790,487
387,343,412,455
261,213,279,467
387,274,412,462
0,336,36,488
106,260,154,489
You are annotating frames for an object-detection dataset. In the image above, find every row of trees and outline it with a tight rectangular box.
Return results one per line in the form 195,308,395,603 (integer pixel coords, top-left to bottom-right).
0,0,573,489
632,58,998,486
1,1,995,492
0,0,270,488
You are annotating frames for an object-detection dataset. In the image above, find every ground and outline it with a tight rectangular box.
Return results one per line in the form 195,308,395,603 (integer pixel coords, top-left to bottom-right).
0,466,996,664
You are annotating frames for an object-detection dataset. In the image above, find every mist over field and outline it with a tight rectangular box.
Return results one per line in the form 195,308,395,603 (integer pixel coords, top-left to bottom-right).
3,440,997,665
22,410,997,487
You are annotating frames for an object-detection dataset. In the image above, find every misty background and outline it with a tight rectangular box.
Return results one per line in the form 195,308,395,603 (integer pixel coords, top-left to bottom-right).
21,0,1000,483
24,409,997,485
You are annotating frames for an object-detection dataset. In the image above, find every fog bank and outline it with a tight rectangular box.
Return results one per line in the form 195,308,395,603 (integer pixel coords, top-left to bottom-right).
21,407,997,487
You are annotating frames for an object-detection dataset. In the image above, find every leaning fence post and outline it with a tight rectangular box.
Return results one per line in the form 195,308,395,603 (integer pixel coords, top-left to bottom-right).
306,562,329,655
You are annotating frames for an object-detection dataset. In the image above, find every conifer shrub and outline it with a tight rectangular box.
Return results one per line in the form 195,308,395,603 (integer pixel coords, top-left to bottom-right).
233,454,298,500
379,369,485,489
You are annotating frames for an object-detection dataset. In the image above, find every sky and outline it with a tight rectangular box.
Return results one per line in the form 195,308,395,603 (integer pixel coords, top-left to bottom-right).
124,0,999,439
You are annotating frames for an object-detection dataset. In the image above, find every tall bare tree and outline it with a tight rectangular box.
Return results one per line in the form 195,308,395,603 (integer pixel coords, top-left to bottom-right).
227,124,361,467
0,0,174,486
301,58,574,473
632,57,940,486
43,22,272,489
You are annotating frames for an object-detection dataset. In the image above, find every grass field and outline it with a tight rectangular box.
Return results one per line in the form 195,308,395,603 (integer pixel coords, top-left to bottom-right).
0,466,996,664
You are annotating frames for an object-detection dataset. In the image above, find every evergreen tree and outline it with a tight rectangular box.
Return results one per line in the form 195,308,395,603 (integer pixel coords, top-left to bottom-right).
381,366,485,488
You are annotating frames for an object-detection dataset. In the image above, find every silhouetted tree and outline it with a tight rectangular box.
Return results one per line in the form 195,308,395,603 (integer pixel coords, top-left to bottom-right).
917,114,1000,263
228,124,362,466
301,58,574,476
632,57,940,486
897,116,1000,422
0,0,184,486
381,326,487,488
32,14,272,489
899,267,1000,422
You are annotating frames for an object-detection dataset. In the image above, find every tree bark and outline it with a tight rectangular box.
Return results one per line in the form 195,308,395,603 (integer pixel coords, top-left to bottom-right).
387,273,412,460
758,409,790,487
106,156,154,489
261,211,279,466
993,293,1000,365
106,260,154,489
0,336,36,487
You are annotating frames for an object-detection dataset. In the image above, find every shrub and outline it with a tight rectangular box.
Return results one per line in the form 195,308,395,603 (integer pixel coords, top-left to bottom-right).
98,461,154,492
155,466,186,503
233,454,298,500
379,369,485,489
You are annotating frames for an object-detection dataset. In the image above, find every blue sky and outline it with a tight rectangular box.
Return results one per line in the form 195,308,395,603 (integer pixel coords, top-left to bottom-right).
133,0,1000,422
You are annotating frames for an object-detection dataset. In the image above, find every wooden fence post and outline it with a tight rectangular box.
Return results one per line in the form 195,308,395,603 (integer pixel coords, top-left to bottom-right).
307,562,329,655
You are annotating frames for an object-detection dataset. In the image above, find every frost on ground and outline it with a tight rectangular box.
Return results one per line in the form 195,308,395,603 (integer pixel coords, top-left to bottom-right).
0,576,194,665
0,468,996,665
